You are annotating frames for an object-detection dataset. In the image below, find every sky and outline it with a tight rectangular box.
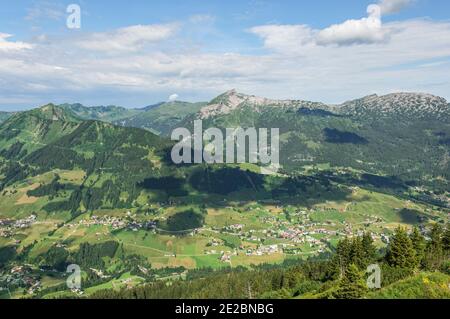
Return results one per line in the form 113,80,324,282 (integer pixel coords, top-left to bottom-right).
0,0,450,110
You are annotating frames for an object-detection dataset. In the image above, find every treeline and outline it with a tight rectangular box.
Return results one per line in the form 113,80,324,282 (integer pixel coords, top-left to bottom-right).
325,224,449,298
27,175,78,199
1,119,173,213
89,224,449,299
37,241,119,271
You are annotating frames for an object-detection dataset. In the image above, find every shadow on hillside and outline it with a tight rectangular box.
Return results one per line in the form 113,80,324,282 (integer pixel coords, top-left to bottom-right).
158,145,197,168
326,172,408,193
323,128,368,145
398,208,427,225
297,108,343,118
136,166,353,208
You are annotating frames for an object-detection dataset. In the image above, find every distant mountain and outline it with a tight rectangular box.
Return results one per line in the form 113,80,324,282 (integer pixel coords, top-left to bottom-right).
140,102,165,111
0,103,290,215
0,91,449,204
199,89,328,119
0,96,448,298
114,101,207,135
60,103,140,123
58,101,207,135
197,90,449,120
182,90,450,190
0,104,177,214
0,111,13,124
339,93,449,120
0,104,81,156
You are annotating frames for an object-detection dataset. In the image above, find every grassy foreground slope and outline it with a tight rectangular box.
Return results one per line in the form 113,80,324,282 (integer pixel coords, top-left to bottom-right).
368,272,450,299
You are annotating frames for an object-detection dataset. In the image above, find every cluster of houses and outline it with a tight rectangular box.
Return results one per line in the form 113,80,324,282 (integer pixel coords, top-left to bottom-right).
222,224,244,233
0,214,37,238
68,215,127,230
0,265,41,295
245,244,280,256
67,214,157,232
205,205,399,264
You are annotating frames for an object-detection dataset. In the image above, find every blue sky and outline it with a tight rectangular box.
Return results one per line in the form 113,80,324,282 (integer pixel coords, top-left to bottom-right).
0,0,450,110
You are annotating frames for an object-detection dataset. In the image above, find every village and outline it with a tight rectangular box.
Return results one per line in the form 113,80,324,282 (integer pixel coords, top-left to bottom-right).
0,214,37,238
65,213,158,232
0,265,41,296
0,197,423,279
200,206,390,264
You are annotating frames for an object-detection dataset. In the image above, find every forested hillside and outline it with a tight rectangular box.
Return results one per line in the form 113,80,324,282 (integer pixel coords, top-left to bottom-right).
180,90,450,194
0,94,448,300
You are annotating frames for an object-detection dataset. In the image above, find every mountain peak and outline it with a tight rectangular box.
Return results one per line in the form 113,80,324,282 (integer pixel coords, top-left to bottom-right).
340,92,449,119
199,90,328,119
30,103,80,122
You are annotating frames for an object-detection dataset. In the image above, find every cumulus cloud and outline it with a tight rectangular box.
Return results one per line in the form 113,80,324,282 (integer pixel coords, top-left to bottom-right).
168,93,179,101
378,0,413,15
317,5,388,45
77,24,179,52
251,3,395,50
2,15,450,109
249,25,315,52
0,33,33,51
251,1,414,49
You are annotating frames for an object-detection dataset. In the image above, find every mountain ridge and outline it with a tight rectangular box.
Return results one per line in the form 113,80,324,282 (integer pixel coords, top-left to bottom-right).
196,90,449,120
199,89,330,119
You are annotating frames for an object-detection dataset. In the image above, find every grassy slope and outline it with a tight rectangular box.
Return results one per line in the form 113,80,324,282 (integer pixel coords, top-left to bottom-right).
368,272,450,299
0,112,12,124
114,101,207,135
0,106,81,155
60,103,141,123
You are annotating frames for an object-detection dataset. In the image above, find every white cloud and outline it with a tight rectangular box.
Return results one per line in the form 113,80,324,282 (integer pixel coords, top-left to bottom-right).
251,4,390,48
168,93,179,101
378,0,413,15
77,24,179,52
249,25,315,52
251,1,413,49
0,33,33,51
317,5,388,45
1,16,450,108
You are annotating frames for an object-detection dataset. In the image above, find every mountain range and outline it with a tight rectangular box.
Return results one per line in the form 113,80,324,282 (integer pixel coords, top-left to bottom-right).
0,90,448,215
0,111,13,124
2,90,449,188
57,101,207,135
0,90,449,299
181,90,450,192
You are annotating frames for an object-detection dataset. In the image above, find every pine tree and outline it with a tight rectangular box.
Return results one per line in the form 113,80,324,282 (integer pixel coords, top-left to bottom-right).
332,238,352,278
443,224,450,254
424,223,444,270
409,227,425,268
386,227,416,270
333,263,367,299
350,237,365,270
361,232,377,266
